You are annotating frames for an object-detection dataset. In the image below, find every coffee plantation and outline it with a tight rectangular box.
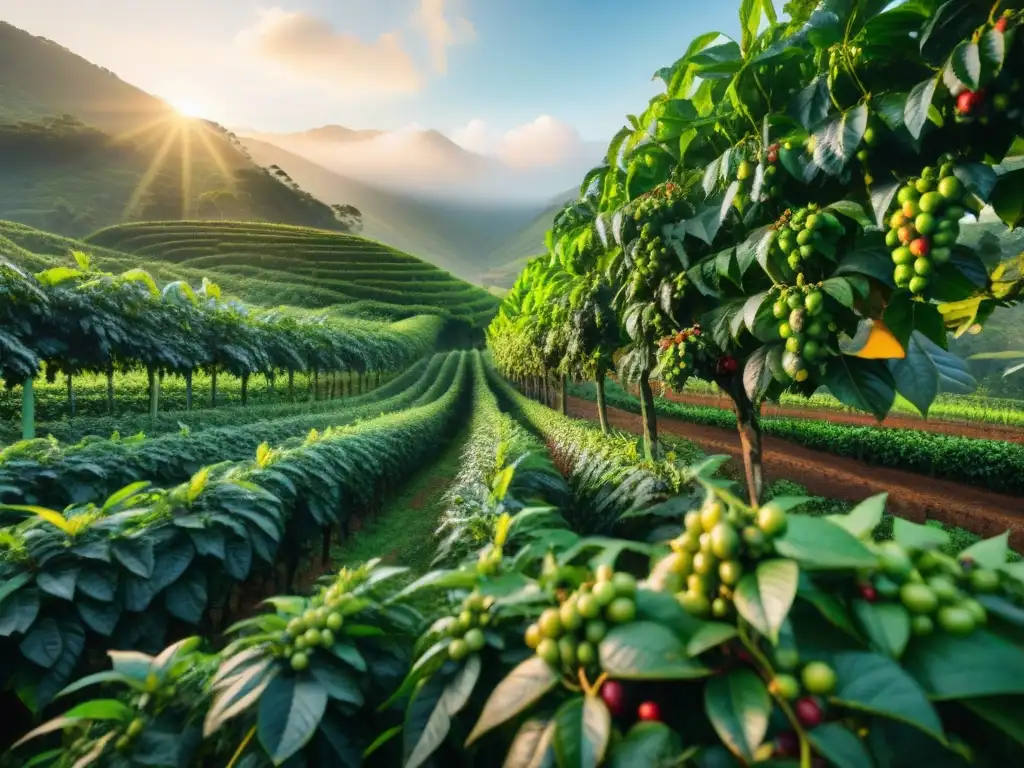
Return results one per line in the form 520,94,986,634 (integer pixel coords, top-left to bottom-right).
3,1,1024,767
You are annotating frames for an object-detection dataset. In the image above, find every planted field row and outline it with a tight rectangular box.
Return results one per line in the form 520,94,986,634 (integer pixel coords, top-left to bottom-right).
571,380,1024,496
0,351,472,712
2,362,409,445
677,378,1024,430
0,353,451,511
432,355,569,566
0,254,446,435
15,380,1024,766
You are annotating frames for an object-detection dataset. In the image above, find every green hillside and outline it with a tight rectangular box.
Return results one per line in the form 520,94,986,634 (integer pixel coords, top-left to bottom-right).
0,22,355,237
480,191,573,288
0,219,500,327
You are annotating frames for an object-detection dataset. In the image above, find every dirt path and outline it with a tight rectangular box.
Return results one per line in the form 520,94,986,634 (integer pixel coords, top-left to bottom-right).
567,397,1024,549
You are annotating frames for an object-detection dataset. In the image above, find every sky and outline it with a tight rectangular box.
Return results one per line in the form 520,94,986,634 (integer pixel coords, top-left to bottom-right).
3,0,742,163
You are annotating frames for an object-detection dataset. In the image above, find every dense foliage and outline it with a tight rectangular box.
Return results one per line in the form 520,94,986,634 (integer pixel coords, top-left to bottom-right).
0,253,444,435
9,360,1023,767
488,0,1024,501
0,352,470,714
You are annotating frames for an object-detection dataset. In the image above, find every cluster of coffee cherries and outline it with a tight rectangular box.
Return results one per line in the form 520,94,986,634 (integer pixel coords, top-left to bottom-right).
771,205,844,272
630,182,688,233
773,279,834,383
767,653,840,764
863,540,1007,637
656,325,708,390
440,590,495,661
524,565,638,675
652,495,789,618
886,156,966,295
279,594,353,672
856,118,884,186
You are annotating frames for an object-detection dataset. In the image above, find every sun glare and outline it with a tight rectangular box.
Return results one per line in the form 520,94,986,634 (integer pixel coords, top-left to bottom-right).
169,98,204,118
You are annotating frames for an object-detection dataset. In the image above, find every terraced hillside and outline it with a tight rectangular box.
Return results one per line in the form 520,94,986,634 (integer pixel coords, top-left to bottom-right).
0,219,500,326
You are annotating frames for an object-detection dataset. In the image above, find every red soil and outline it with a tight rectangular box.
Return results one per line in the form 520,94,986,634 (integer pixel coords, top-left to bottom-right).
566,397,1024,549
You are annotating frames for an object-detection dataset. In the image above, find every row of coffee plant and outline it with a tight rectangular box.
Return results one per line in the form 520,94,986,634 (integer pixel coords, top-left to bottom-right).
0,354,444,511
0,352,471,714
13,420,1024,766
487,0,1024,505
0,253,446,437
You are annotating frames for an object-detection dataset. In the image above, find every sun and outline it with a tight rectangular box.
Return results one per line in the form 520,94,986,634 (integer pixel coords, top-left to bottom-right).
168,97,205,118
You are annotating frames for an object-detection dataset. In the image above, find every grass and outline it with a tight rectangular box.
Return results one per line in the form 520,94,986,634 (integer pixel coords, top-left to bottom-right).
330,424,472,573
0,219,500,326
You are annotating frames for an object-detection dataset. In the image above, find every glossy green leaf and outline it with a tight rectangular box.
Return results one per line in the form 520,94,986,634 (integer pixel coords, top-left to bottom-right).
733,559,798,644
257,676,328,765
466,656,560,746
599,621,710,679
774,516,878,570
704,668,771,762
853,600,911,659
832,651,944,739
552,695,611,768
808,723,873,768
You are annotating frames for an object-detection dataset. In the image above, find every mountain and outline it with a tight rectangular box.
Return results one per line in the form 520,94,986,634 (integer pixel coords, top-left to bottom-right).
241,136,549,281
243,124,600,203
0,21,351,237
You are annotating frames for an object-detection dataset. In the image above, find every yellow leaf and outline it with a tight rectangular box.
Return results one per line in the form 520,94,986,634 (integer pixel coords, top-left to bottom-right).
256,442,271,467
494,513,512,548
187,467,210,503
0,504,74,534
851,320,905,360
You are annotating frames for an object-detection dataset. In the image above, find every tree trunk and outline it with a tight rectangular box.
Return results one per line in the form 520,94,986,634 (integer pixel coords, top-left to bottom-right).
241,372,249,406
375,370,381,389
288,370,295,402
106,366,115,415
148,366,159,424
66,372,75,418
22,378,34,440
718,375,765,505
595,372,609,434
638,370,659,461
343,372,350,397
185,370,193,412
560,375,568,416
211,366,218,408
314,370,320,400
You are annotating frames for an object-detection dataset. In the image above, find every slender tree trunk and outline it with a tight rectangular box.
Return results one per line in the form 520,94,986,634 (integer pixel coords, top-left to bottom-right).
595,371,609,434
328,372,335,399
106,365,115,415
343,372,350,397
638,370,659,461
148,366,159,424
211,366,218,408
375,370,381,389
718,375,765,505
22,378,34,440
288,370,295,402
185,370,193,412
560,374,568,416
314,370,320,400
66,371,75,418
241,372,250,406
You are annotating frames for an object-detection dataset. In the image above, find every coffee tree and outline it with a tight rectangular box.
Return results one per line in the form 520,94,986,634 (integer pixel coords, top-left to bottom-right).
488,0,1024,501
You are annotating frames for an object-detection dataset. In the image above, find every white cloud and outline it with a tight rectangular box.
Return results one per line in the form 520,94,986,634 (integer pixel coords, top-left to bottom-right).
235,7,423,94
451,115,588,168
415,0,475,74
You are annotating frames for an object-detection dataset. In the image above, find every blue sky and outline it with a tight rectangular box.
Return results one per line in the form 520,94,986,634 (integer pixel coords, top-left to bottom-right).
4,0,743,150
